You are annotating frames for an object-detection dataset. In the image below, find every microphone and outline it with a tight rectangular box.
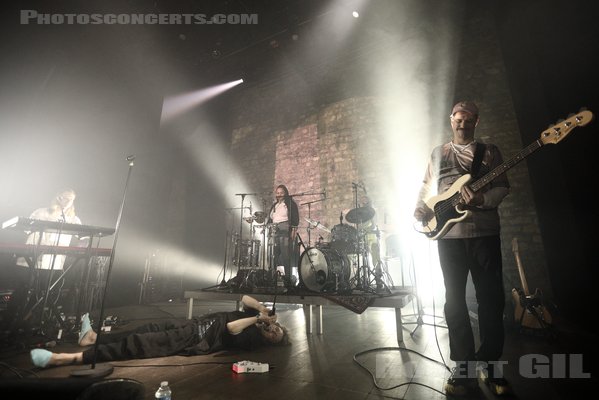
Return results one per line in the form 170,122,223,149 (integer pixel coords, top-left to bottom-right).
269,291,277,316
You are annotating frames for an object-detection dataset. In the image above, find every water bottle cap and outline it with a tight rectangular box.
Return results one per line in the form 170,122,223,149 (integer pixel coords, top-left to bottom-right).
161,381,168,386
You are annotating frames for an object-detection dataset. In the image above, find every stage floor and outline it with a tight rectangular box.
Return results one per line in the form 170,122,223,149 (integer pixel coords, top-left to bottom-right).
0,299,597,399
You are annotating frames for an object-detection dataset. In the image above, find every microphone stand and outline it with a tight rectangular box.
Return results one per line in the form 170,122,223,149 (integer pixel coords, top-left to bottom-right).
71,155,135,378
233,193,264,279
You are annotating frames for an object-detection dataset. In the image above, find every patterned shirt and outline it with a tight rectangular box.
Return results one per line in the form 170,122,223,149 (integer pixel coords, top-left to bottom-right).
416,141,510,238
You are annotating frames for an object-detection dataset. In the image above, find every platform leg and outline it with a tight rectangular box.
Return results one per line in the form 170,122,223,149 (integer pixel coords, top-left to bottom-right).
187,298,194,319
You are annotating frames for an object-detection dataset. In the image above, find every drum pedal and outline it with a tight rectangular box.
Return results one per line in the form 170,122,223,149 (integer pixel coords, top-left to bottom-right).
232,360,269,373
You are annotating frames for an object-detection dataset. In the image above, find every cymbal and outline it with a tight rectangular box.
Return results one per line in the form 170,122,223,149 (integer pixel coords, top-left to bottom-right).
304,217,331,233
345,206,375,224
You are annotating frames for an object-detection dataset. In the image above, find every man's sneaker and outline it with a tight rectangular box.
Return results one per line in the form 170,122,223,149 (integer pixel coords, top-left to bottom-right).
479,367,512,396
445,366,478,396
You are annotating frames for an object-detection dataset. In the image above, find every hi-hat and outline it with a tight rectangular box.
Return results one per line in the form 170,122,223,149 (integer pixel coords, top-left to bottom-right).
345,206,375,224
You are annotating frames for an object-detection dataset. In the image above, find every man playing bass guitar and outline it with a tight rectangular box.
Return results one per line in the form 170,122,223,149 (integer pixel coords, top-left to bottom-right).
414,101,510,396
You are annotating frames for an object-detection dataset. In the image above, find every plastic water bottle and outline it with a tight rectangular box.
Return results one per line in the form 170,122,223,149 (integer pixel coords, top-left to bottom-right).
155,381,172,400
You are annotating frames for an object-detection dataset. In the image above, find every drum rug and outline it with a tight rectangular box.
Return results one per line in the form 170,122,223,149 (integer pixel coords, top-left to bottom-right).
321,293,379,314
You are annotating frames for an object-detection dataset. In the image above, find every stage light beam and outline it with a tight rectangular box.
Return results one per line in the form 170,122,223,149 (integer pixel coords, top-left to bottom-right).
160,79,243,123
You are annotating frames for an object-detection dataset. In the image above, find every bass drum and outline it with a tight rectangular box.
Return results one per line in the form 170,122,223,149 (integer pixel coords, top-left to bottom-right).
299,247,351,292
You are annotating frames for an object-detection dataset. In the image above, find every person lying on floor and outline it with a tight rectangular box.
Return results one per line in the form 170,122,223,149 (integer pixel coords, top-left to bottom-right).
31,295,289,368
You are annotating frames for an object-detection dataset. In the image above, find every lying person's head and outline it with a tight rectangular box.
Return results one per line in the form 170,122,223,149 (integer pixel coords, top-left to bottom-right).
258,322,290,345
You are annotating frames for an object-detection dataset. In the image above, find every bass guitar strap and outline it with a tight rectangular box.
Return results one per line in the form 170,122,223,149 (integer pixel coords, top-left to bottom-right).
471,142,485,177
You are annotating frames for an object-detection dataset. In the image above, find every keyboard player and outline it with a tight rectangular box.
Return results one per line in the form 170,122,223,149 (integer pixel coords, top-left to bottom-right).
17,188,84,270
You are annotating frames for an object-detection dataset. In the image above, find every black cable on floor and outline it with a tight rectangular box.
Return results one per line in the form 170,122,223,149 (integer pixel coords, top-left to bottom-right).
353,346,448,396
113,360,253,368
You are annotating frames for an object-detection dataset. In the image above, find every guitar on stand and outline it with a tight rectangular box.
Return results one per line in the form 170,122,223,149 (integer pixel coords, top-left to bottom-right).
511,237,553,331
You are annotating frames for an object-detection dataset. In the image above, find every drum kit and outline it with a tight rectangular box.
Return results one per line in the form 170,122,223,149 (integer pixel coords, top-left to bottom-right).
299,204,390,294
222,187,391,295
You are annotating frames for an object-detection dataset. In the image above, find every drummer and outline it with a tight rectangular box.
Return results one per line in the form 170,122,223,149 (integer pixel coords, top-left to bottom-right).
267,185,300,288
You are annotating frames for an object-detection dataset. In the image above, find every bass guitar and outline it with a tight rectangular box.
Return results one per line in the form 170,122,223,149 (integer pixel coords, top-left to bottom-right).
511,237,552,329
415,110,593,239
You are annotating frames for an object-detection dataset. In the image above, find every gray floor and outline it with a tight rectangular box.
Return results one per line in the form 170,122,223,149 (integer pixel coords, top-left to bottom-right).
1,298,597,399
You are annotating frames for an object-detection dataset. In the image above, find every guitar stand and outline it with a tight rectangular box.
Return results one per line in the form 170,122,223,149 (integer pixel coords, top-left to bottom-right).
515,306,556,338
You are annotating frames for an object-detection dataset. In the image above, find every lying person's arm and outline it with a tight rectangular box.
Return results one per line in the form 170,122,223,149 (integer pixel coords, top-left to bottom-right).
241,295,270,314
226,314,277,335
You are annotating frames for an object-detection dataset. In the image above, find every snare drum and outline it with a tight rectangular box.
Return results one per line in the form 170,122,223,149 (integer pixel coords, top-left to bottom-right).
299,247,350,292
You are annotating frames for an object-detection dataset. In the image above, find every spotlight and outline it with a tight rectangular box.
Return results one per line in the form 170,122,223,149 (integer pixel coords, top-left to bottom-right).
352,11,359,18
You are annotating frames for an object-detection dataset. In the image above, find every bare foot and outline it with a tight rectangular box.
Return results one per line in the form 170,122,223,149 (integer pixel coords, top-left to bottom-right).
78,330,97,347
49,352,83,366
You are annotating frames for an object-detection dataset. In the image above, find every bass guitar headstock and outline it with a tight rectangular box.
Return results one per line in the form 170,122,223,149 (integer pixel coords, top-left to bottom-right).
539,110,593,145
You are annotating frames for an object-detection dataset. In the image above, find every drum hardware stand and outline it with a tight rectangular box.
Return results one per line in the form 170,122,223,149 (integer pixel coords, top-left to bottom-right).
266,223,276,278
233,193,267,285
234,193,261,276
280,191,323,286
235,193,249,276
296,233,317,289
300,196,326,247
203,230,233,291
350,183,365,290
369,228,392,295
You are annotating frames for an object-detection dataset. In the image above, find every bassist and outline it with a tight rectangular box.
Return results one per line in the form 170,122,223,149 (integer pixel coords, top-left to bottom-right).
413,101,511,396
